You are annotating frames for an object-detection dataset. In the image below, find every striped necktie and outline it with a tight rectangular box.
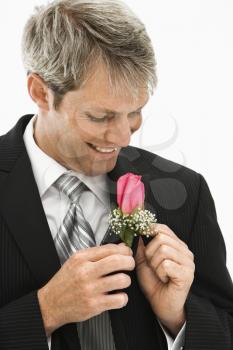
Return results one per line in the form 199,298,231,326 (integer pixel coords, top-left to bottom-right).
53,173,116,350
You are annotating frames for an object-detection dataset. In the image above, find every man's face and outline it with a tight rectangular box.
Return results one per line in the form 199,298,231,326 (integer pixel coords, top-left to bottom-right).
35,65,149,176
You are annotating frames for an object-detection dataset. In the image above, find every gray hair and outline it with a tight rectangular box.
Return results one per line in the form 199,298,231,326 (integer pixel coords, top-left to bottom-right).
21,0,157,109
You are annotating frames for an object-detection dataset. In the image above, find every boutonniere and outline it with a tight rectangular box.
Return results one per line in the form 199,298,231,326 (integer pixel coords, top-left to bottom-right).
109,172,157,247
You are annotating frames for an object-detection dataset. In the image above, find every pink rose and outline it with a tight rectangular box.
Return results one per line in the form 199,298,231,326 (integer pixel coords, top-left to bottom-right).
117,173,145,214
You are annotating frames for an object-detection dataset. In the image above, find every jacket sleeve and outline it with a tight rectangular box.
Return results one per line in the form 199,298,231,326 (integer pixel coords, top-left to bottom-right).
0,290,49,350
184,174,233,349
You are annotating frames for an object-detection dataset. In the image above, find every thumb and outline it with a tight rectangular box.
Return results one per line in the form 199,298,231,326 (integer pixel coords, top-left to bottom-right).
135,236,146,265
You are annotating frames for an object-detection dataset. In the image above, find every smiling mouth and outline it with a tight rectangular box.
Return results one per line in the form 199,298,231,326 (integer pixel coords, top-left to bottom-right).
87,143,118,154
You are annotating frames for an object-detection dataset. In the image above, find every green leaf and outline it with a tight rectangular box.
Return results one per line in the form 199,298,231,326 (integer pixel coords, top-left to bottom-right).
119,227,135,248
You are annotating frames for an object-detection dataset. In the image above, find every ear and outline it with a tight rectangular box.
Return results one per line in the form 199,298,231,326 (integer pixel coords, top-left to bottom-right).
27,73,50,111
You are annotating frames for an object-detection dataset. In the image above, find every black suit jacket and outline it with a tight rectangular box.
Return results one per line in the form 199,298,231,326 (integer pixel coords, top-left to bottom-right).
0,115,233,350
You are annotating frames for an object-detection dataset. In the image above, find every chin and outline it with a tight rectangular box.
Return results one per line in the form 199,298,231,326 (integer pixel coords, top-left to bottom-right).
65,155,118,176
86,159,117,176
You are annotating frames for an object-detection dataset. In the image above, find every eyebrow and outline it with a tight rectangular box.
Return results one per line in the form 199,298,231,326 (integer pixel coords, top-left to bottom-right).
85,101,148,116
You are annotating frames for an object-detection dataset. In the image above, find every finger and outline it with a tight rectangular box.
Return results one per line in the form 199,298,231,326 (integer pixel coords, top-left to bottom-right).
95,254,135,276
97,273,131,293
156,259,195,286
135,236,146,266
73,243,133,262
150,223,177,238
149,244,194,271
150,223,188,248
99,292,129,312
145,233,194,262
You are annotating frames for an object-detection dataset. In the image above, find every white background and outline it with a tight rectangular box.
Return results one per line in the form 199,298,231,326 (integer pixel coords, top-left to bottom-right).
0,1,232,276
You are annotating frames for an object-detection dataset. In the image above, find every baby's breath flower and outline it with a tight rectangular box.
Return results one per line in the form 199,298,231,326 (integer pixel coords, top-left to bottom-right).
109,207,157,246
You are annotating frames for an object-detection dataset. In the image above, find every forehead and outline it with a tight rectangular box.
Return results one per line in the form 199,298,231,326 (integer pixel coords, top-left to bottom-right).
64,64,149,113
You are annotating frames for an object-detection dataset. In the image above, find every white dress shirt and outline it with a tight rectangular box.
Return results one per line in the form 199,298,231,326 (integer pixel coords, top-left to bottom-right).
23,115,185,350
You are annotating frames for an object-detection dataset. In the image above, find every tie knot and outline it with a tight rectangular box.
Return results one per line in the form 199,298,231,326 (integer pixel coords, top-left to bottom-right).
54,174,87,203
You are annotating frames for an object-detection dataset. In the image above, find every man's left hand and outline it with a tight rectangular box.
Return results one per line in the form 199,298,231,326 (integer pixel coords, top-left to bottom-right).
135,223,195,337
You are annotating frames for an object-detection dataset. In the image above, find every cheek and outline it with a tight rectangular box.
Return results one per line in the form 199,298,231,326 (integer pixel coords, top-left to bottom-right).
77,121,106,142
65,119,92,144
54,121,86,156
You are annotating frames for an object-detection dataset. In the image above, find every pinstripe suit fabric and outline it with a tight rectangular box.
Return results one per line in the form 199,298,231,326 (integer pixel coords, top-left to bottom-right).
0,115,233,350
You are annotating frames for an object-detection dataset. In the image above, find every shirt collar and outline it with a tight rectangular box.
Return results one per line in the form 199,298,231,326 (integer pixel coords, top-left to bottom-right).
23,115,109,206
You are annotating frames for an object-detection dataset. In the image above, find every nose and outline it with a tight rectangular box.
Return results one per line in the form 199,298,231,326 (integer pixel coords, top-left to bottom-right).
105,115,132,147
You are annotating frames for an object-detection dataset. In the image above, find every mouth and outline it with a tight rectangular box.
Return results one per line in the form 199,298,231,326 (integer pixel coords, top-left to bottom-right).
87,143,118,154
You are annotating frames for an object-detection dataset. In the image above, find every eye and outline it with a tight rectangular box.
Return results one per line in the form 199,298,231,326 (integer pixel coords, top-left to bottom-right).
86,111,142,123
87,114,109,123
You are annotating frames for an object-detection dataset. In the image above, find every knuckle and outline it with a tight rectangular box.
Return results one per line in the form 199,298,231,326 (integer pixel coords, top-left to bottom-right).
185,265,194,276
119,293,128,307
112,254,122,265
128,256,135,269
110,293,127,309
191,267,195,280
109,243,116,248
151,254,158,266
108,243,117,251
160,244,168,255
191,261,196,272
190,251,195,261
186,267,195,284
118,273,130,286
158,244,170,258
156,234,165,245
126,246,133,256
117,273,126,283
63,258,74,272
162,259,170,269
119,243,132,255
104,244,117,255
124,275,131,287
145,248,152,260
70,252,81,264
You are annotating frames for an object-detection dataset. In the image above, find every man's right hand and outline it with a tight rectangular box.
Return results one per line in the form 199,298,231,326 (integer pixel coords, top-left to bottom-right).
37,243,135,336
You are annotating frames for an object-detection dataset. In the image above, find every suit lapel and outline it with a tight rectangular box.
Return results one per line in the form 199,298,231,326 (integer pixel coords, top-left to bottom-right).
0,149,60,285
0,115,60,285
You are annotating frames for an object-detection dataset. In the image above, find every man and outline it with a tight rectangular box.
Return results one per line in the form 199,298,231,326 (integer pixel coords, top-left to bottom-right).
0,0,232,349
